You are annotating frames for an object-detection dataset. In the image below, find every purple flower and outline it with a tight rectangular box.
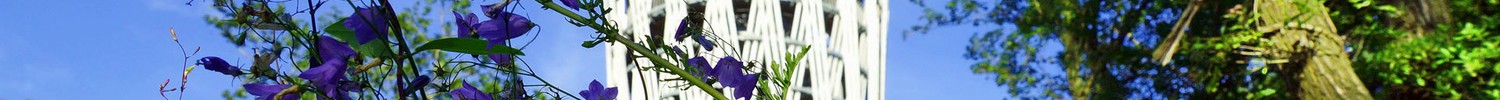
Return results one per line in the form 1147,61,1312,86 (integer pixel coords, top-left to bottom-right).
451,82,494,100
475,12,534,41
197,56,244,76
403,75,431,96
688,57,714,78
454,12,480,38
732,74,758,99
715,57,744,86
560,0,581,10
713,56,755,99
244,84,298,100
579,80,617,100
343,7,390,44
317,36,358,62
298,57,350,99
473,11,533,66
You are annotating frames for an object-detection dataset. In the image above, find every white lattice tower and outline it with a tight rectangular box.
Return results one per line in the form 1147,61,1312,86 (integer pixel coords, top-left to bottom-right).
602,0,886,100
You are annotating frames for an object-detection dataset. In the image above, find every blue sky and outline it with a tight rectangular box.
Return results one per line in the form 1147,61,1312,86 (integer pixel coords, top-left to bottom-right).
0,0,1007,99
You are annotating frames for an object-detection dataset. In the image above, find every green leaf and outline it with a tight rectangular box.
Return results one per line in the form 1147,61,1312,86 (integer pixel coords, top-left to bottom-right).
355,40,395,58
581,40,604,48
534,90,551,100
416,38,525,55
1351,0,1372,8
1374,5,1404,16
1418,79,1427,86
484,81,502,93
325,18,395,58
1206,85,1218,92
1391,75,1405,84
325,18,358,42
1252,64,1269,74
300,92,317,100
449,79,466,90
221,90,233,100
1258,89,1278,96
1489,90,1500,98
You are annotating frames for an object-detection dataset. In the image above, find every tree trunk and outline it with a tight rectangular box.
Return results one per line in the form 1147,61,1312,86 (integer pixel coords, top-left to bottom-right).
1254,0,1373,99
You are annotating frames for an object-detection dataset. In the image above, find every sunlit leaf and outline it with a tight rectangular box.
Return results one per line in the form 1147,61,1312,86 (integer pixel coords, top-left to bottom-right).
356,40,395,58
1350,0,1372,8
1257,89,1277,96
416,38,525,55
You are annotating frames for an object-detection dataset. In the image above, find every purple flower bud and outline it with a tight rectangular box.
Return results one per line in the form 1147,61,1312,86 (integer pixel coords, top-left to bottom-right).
343,7,390,44
694,35,715,51
670,47,685,55
197,56,244,76
579,80,617,100
403,75,431,96
675,20,690,41
244,84,298,100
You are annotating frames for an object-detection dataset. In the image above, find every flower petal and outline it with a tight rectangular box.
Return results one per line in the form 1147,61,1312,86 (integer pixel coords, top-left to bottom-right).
244,84,297,100
581,80,617,100
734,74,757,99
715,56,743,86
589,80,604,95
454,12,480,38
481,3,507,19
451,82,494,100
317,36,358,62
579,90,594,100
670,47,687,57
475,12,534,41
299,57,350,98
403,75,431,96
694,35,715,51
243,84,289,96
602,87,618,100
689,57,714,77
675,20,690,41
487,40,514,65
343,7,390,44
561,0,581,10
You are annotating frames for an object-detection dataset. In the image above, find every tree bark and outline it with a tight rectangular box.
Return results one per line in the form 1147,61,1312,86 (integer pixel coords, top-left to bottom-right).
1254,0,1373,99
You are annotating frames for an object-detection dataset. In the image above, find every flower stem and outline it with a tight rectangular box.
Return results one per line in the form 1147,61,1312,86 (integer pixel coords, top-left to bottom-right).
533,0,731,100
525,71,583,99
